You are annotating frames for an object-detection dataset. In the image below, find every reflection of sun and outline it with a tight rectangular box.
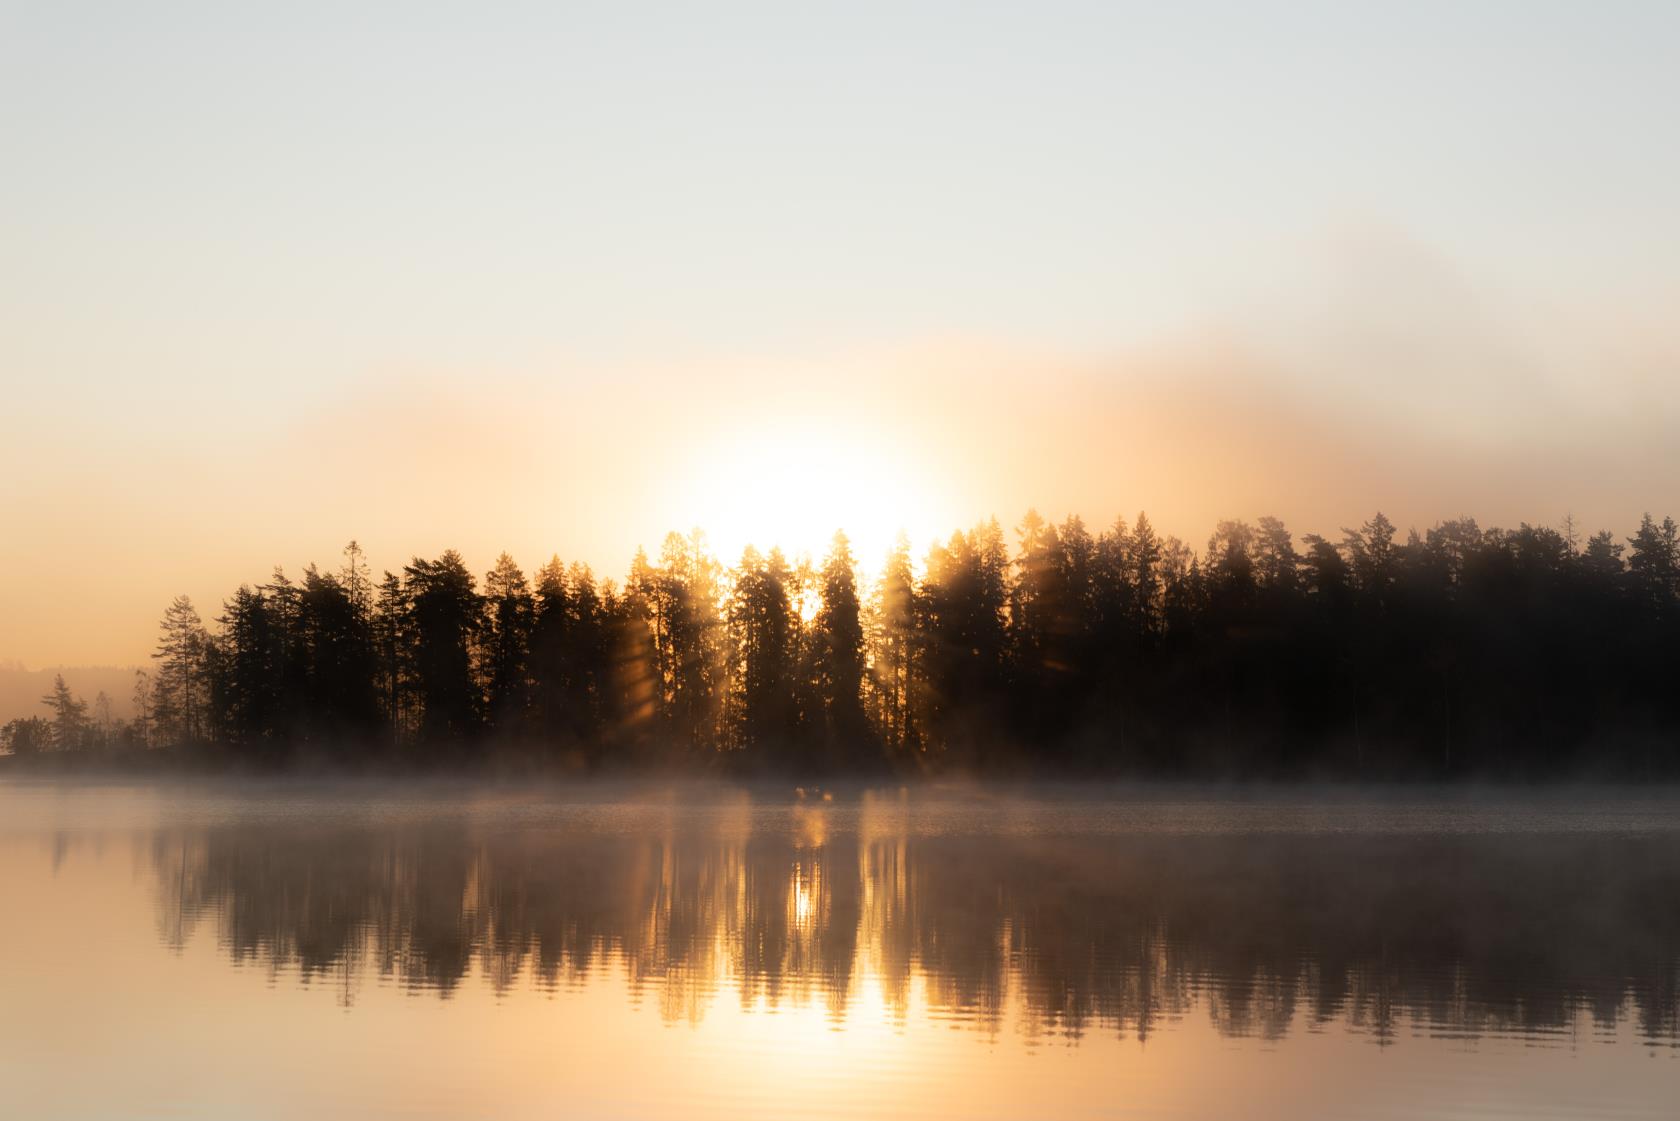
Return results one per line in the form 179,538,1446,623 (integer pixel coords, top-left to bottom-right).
676,422,948,573
793,876,814,926
790,862,819,929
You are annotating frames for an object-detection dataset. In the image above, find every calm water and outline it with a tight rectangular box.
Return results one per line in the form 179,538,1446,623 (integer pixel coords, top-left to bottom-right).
2,780,1677,1120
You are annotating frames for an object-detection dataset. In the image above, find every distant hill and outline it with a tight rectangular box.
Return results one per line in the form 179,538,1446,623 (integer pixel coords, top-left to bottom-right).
0,664,142,724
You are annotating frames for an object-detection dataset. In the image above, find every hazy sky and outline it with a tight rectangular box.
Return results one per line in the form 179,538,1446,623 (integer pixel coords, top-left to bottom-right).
3,1,1679,667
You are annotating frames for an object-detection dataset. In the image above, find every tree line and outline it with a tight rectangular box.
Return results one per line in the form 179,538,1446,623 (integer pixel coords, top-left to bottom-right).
7,510,1679,776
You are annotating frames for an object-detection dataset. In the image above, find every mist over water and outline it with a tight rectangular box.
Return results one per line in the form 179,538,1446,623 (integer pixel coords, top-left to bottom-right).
3,779,1677,1120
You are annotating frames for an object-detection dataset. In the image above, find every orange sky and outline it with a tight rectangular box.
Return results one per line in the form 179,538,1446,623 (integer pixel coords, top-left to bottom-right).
5,324,1677,670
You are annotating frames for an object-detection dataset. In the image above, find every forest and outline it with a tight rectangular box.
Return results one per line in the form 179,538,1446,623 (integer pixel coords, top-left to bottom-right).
6,509,1679,777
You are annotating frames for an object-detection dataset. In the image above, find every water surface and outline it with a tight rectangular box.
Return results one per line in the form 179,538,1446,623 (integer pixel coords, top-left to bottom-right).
2,780,1676,1120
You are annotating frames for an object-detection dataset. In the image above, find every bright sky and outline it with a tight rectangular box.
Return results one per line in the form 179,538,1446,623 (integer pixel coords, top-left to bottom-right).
3,1,1679,666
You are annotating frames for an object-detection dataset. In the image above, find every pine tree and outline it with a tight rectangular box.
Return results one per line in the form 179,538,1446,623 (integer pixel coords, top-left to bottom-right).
131,669,154,749
372,571,409,744
91,691,114,749
727,546,799,764
870,533,920,762
565,562,609,748
654,530,727,758
39,674,88,751
219,585,278,748
530,556,572,744
482,552,535,737
814,532,869,766
341,540,373,616
403,551,482,748
264,567,304,741
297,563,380,749
152,595,209,746
1130,512,1163,635
1628,513,1679,614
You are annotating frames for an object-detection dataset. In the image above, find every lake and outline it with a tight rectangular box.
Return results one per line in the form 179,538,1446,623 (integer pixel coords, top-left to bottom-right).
1,779,1676,1120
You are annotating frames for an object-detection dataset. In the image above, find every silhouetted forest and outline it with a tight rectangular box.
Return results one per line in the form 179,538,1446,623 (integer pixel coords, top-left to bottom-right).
9,510,1680,777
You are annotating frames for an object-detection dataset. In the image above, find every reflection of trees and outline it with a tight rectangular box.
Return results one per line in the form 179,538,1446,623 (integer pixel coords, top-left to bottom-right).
152,817,1680,1043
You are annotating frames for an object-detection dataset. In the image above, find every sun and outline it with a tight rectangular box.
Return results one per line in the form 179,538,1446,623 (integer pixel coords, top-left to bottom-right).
674,419,948,574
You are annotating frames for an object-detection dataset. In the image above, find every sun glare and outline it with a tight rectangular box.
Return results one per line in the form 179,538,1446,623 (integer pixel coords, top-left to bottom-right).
675,422,947,573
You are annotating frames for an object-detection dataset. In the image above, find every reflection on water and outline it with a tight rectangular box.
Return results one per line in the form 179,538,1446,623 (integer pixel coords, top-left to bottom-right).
148,805,1680,1042
5,782,1680,1120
